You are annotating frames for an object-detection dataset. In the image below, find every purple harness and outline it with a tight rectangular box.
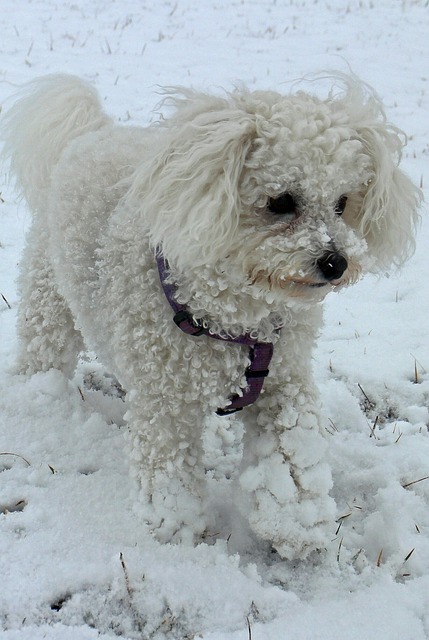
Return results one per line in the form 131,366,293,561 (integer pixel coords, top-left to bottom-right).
156,252,274,416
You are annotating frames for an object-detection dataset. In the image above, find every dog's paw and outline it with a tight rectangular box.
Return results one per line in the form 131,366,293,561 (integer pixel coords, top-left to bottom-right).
137,472,208,547
239,453,336,559
250,489,335,559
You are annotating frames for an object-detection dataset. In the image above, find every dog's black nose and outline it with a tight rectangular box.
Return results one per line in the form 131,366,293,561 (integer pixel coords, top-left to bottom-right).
317,252,348,281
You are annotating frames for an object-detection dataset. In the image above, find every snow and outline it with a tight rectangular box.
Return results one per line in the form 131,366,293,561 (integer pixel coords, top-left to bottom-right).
0,0,428,638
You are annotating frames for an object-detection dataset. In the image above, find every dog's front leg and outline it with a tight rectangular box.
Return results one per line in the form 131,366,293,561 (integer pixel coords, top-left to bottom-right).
119,330,236,547
124,383,210,546
239,322,336,559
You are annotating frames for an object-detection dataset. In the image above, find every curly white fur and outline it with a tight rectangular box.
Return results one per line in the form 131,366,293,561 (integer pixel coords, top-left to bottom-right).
0,74,422,558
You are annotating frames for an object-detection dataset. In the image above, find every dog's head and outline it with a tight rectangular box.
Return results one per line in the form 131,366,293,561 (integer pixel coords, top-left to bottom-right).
127,75,422,306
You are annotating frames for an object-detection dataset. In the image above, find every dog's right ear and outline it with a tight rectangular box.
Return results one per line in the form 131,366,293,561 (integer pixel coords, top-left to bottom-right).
121,91,255,271
328,74,423,271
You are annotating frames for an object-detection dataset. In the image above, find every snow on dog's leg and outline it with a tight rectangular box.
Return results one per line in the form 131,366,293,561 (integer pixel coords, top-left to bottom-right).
238,319,336,559
16,220,84,377
240,384,336,559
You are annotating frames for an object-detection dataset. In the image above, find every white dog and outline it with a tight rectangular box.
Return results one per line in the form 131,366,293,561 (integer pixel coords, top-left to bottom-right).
1,74,422,558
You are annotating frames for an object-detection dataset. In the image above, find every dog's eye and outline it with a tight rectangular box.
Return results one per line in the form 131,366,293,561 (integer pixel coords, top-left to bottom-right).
335,195,348,216
267,193,297,216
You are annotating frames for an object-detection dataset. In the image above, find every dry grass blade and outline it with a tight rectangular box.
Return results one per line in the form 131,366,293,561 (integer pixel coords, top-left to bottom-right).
411,354,427,373
402,476,429,489
369,415,379,438
358,383,372,405
336,512,352,521
119,552,133,598
246,615,252,640
0,452,31,466
1,293,11,309
376,549,383,567
404,548,415,563
336,537,344,563
351,548,364,565
329,418,339,432
335,512,351,535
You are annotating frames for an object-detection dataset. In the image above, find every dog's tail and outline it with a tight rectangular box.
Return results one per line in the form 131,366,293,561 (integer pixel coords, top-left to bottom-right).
0,75,111,212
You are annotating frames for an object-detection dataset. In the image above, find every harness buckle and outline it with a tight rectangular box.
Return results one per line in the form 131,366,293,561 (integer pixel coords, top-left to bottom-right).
173,309,205,336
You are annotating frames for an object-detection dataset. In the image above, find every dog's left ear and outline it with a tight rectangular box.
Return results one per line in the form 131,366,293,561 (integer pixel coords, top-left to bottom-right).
356,120,422,270
329,76,422,270
124,92,255,271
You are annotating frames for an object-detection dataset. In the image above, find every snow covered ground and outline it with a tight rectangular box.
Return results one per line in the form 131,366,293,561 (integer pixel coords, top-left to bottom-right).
0,1,428,638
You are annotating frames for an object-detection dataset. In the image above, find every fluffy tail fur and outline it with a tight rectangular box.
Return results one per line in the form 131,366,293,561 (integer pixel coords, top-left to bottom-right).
1,75,111,212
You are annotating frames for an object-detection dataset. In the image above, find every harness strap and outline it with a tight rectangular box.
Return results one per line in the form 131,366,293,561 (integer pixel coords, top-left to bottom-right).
156,251,275,415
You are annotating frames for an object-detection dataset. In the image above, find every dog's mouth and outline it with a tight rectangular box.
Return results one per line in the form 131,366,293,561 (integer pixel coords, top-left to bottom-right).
249,270,347,294
281,276,342,289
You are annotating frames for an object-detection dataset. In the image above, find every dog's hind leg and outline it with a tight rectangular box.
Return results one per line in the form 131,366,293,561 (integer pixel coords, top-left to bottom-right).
16,221,84,377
